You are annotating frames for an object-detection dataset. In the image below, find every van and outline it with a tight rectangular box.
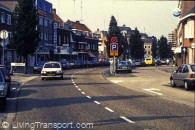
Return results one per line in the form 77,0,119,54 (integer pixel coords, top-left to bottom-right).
145,58,153,66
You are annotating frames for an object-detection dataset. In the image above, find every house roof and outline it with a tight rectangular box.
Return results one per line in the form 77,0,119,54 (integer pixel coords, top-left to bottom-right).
187,7,195,15
53,11,64,23
0,3,12,12
66,20,91,32
0,0,18,11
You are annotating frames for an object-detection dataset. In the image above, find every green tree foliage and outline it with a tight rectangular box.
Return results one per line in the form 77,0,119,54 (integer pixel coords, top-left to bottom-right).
106,16,125,57
158,36,172,59
151,36,158,58
129,28,144,59
11,0,39,73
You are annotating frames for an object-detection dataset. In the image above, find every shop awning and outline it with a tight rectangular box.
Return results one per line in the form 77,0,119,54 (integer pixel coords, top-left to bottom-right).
87,52,96,58
174,46,181,54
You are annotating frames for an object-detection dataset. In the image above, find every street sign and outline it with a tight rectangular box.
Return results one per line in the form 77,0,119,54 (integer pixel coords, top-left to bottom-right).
110,43,118,56
111,36,118,43
181,47,187,54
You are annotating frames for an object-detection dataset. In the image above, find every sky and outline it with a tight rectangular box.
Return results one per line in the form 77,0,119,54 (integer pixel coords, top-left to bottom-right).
47,0,180,39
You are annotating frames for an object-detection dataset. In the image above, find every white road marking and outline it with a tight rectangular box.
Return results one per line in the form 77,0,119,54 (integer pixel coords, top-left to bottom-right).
73,82,75,84
75,86,78,88
104,107,114,113
143,88,163,96
78,88,81,91
74,84,76,86
86,96,91,99
94,101,101,105
120,116,135,123
110,80,123,83
81,92,85,95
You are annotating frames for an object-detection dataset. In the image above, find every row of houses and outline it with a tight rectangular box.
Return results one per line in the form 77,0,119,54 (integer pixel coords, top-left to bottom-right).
0,0,108,66
171,0,195,66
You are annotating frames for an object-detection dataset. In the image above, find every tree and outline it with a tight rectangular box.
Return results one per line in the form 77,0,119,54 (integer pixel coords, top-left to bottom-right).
158,36,172,59
151,36,158,58
11,0,39,73
129,28,144,59
106,16,125,58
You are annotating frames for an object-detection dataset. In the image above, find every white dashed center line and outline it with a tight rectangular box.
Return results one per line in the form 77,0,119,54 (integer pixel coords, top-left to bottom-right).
120,116,135,124
78,88,81,91
104,107,114,113
94,101,101,105
81,92,85,95
86,96,91,99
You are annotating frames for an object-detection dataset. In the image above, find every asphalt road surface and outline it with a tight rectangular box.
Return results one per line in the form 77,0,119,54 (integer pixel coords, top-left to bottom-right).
10,67,195,130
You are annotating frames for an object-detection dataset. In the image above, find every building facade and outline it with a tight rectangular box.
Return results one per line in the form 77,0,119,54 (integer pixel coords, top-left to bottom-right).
0,3,15,64
175,1,195,67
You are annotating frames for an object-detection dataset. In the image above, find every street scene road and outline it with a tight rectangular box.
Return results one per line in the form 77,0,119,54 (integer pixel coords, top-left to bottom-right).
1,66,194,130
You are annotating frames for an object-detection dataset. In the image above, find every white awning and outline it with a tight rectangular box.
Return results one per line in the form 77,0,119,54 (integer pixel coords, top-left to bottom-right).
174,46,181,54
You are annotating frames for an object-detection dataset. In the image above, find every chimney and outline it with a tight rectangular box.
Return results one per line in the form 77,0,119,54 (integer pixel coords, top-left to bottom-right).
53,9,56,13
76,21,80,23
123,24,126,27
97,28,99,31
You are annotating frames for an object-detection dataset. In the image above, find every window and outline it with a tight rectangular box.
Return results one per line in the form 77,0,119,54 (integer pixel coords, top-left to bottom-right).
1,12,5,23
59,35,61,45
39,17,43,25
44,33,48,40
49,35,52,41
8,32,12,41
177,66,184,73
7,14,11,25
44,19,48,27
64,36,66,44
148,46,150,48
145,46,147,48
182,66,189,73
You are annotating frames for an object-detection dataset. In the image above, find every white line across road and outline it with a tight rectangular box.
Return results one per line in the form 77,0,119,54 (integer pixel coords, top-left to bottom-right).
78,88,81,91
81,92,86,95
86,96,91,99
120,116,135,124
94,101,101,105
142,88,163,96
104,107,114,113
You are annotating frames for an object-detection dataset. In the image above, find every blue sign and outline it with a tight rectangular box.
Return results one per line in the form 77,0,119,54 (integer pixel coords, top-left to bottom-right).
111,44,118,51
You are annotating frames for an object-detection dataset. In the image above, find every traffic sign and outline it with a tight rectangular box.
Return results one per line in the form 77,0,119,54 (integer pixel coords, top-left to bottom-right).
110,43,118,56
111,36,118,43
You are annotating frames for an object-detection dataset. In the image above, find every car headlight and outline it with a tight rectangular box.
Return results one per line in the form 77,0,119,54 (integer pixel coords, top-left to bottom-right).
34,67,38,69
41,71,46,74
56,71,62,74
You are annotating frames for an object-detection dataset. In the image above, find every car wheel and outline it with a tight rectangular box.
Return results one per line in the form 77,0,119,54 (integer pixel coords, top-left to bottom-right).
60,75,63,80
0,98,7,111
41,77,44,80
184,81,191,90
170,79,176,87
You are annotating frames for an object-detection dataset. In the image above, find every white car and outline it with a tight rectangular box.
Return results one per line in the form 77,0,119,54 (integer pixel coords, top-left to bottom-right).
41,61,63,80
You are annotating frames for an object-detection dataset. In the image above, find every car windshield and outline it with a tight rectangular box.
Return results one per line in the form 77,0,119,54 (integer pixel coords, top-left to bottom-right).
0,71,4,82
190,65,195,72
118,61,128,65
44,63,60,68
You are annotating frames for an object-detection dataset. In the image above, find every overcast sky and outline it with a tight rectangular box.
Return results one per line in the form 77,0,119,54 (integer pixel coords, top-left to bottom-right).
47,0,180,39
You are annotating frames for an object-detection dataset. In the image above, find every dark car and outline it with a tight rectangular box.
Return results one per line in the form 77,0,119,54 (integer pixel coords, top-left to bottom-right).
61,60,71,70
170,64,195,90
116,61,132,73
0,70,8,111
0,65,11,96
33,61,46,73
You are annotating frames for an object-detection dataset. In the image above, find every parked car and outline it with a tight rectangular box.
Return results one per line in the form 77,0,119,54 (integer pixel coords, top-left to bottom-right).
127,59,136,68
61,60,71,70
134,59,145,67
0,65,11,97
170,64,195,90
41,61,63,80
33,61,46,73
144,57,154,66
116,61,132,73
0,70,8,111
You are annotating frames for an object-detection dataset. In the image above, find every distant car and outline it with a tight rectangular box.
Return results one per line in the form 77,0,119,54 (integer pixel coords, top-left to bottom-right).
144,58,154,66
135,59,145,67
116,61,132,73
61,60,71,70
33,61,46,73
170,64,195,90
127,59,136,68
0,65,11,96
0,70,8,111
41,61,63,80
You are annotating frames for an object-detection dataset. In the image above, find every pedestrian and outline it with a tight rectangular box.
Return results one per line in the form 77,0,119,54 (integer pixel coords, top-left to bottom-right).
166,59,169,66
155,59,158,67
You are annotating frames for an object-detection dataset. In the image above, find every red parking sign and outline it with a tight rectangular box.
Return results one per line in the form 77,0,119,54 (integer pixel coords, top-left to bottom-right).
111,36,118,43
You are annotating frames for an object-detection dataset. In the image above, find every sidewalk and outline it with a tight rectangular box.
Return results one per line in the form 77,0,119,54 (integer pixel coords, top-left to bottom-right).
0,73,38,129
156,65,178,73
